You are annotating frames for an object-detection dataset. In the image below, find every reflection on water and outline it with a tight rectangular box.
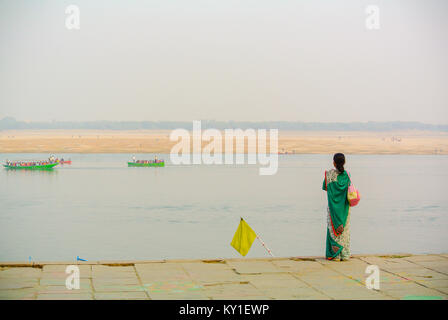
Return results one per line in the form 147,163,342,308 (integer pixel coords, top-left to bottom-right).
4,168,58,176
0,153,447,261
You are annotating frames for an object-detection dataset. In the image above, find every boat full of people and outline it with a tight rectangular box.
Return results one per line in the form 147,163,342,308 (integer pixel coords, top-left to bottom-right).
128,156,165,167
3,160,59,170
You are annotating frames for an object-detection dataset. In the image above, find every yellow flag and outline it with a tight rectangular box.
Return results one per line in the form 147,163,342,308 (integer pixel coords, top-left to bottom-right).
231,218,257,256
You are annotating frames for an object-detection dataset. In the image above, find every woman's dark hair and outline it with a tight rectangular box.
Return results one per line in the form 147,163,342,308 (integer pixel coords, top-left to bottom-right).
333,153,345,173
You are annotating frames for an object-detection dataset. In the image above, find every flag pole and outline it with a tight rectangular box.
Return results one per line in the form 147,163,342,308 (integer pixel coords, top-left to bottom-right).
256,235,275,257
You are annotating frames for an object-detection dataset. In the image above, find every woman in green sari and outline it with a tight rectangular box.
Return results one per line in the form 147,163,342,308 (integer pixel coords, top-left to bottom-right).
322,153,351,261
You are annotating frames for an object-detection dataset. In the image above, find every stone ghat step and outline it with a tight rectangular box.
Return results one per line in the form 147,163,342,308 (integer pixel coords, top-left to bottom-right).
0,253,425,267
1,254,447,300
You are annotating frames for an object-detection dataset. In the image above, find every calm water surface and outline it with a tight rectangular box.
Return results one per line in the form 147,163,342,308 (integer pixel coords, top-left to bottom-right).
1,154,447,261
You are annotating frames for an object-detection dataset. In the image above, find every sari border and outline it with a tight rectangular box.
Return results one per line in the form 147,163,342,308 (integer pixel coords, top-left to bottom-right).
329,211,342,237
324,170,327,190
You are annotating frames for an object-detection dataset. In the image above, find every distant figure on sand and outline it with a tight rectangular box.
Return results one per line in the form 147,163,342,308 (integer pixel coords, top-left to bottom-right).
322,153,351,261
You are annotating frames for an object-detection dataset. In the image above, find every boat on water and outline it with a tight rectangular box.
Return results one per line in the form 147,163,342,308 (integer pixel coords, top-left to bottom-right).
57,160,72,165
51,156,72,165
128,160,165,167
3,162,58,170
128,155,164,167
128,155,165,167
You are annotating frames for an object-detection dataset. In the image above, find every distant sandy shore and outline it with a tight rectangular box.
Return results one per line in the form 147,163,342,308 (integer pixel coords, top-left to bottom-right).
0,130,447,154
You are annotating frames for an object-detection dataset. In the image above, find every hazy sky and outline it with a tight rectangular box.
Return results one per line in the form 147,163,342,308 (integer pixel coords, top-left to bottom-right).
0,0,447,123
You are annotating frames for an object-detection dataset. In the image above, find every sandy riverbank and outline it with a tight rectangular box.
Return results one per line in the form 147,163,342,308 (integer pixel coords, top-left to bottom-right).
0,130,447,154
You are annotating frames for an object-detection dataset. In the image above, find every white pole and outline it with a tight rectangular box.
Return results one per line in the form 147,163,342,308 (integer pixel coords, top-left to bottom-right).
256,235,275,257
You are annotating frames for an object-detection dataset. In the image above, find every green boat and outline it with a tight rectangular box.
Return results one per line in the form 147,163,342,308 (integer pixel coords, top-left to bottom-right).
128,161,165,167
3,163,58,170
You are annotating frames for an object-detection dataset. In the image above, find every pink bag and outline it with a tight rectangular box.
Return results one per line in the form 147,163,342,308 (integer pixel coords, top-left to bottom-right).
347,172,360,207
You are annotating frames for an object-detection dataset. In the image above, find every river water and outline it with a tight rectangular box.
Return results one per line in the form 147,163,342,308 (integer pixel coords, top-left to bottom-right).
0,153,447,262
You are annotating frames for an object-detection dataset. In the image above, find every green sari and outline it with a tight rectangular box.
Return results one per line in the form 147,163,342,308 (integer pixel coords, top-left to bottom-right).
322,169,351,260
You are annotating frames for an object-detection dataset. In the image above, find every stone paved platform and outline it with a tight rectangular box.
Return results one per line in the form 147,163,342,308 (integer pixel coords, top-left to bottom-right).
1,254,447,300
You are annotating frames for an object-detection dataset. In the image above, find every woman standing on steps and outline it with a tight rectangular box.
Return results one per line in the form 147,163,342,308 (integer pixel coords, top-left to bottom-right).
322,153,351,261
